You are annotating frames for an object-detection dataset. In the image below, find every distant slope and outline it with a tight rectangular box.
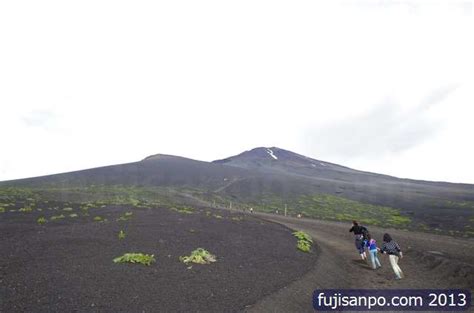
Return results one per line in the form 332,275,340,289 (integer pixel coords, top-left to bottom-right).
0,154,253,189
1,147,473,235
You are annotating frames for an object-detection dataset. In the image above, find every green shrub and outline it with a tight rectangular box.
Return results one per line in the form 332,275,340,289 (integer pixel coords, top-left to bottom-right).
37,217,47,224
293,231,313,243
293,231,313,253
117,211,133,221
180,248,216,265
51,214,65,221
118,230,126,239
19,207,33,213
63,207,73,212
113,253,155,265
171,207,194,214
69,213,78,218
94,216,104,222
0,207,4,213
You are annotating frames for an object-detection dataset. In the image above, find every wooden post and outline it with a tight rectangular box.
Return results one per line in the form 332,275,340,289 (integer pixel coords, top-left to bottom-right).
284,204,287,217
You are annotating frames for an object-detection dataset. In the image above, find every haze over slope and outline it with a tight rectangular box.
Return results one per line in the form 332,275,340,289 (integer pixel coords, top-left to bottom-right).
1,147,473,236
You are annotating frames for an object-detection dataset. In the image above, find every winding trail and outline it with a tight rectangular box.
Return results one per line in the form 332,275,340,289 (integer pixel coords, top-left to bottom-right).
244,213,474,313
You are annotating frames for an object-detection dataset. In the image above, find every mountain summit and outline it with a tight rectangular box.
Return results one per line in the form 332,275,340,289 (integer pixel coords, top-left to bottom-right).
213,146,354,174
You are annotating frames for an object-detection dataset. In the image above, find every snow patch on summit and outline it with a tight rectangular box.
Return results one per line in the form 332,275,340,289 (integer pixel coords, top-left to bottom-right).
266,148,278,160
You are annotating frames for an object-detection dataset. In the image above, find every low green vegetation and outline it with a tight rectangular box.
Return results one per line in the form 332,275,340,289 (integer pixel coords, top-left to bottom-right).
1,185,473,237
93,216,105,222
180,248,216,265
118,230,126,239
117,211,133,221
171,207,194,214
293,231,313,253
37,217,47,224
113,253,155,266
19,207,33,213
69,213,78,218
51,214,65,220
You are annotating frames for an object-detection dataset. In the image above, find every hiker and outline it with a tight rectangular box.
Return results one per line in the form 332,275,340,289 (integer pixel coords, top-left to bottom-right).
349,221,368,260
365,233,381,270
379,233,404,279
249,207,254,213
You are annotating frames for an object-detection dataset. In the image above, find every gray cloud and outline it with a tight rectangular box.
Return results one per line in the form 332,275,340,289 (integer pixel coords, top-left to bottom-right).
305,86,458,159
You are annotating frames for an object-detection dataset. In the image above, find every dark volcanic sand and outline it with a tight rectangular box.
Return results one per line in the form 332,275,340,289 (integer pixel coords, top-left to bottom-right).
0,205,317,312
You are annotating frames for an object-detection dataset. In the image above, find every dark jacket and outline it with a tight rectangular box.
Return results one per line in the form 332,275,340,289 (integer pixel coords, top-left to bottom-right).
380,240,401,256
349,225,367,236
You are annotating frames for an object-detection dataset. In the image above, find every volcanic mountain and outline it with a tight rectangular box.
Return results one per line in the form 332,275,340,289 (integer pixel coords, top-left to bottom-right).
1,147,473,235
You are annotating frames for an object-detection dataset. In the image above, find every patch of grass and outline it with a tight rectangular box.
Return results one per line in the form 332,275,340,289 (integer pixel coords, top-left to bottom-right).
51,214,65,221
113,253,155,266
388,214,411,225
63,207,73,212
116,212,133,221
293,231,313,253
118,230,126,239
231,216,243,221
94,216,106,222
37,217,47,224
69,213,78,218
171,207,194,214
214,214,223,219
19,207,33,213
0,207,4,213
180,248,216,265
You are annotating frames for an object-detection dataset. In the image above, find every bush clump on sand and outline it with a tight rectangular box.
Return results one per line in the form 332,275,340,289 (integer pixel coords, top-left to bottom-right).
51,214,65,221
180,248,216,265
94,216,106,222
37,217,47,224
113,253,155,266
171,207,194,214
118,230,126,239
0,207,5,213
117,211,133,221
293,231,313,253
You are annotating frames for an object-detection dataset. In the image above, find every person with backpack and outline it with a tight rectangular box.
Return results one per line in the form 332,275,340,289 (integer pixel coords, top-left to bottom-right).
365,233,381,270
379,233,404,279
349,221,368,260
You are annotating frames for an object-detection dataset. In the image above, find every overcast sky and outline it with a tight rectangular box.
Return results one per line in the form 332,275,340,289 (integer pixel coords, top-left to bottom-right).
1,1,473,183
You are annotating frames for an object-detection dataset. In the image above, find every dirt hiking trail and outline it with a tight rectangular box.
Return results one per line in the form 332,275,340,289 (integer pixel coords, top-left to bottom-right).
245,213,474,313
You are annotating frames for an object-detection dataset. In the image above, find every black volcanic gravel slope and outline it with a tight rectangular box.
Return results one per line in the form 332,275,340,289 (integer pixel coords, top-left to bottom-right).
0,204,317,313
